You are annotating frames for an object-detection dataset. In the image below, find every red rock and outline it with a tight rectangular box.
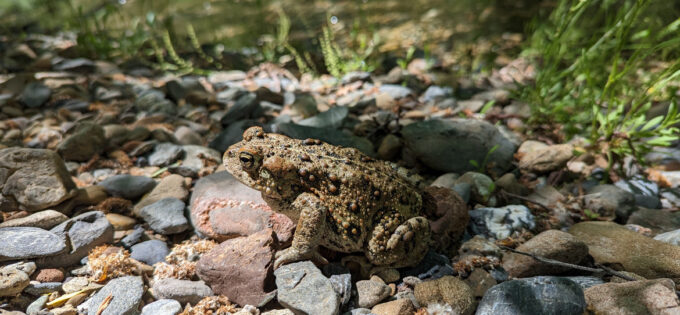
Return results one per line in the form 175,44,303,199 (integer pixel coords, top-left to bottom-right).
196,229,276,306
423,186,469,256
33,268,65,282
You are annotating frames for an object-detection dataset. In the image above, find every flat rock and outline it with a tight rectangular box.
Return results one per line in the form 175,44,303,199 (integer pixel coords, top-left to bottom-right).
401,119,517,174
130,240,169,265
518,143,573,173
275,123,375,157
503,230,588,278
85,276,143,315
106,213,137,231
0,227,66,261
196,229,276,307
149,142,184,167
569,221,680,283
134,174,188,216
627,208,680,234
36,211,114,268
0,209,68,229
141,299,182,315
584,279,680,314
99,175,156,200
0,148,78,212
173,145,221,176
476,276,586,315
468,205,536,240
24,281,62,295
414,276,474,315
275,261,340,315
140,198,189,235
152,278,213,305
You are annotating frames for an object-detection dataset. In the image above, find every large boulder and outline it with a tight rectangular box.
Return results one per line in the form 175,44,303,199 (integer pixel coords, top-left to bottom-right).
0,148,78,212
585,279,680,314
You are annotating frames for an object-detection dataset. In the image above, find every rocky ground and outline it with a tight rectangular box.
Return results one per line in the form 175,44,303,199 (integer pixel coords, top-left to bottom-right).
1,34,680,315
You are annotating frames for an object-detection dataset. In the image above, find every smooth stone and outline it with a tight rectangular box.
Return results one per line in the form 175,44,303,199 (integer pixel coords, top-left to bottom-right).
275,261,340,315
468,205,536,240
456,172,496,205
120,225,146,249
152,278,213,305
20,82,51,108
421,85,453,103
0,227,66,261
583,184,636,221
401,119,517,174
584,279,680,314
57,123,106,162
518,143,573,173
196,229,276,307
175,126,203,146
275,123,375,156
37,211,113,268
0,148,78,212
99,175,156,200
130,240,169,265
85,276,143,315
26,294,49,314
148,142,184,167
105,213,137,231
33,268,64,282
0,210,68,229
371,299,415,315
356,280,391,308
569,221,680,283
502,230,588,278
476,276,586,315
221,93,260,125
627,208,680,234
133,174,188,216
141,299,182,315
24,282,62,295
297,106,349,129
140,198,188,235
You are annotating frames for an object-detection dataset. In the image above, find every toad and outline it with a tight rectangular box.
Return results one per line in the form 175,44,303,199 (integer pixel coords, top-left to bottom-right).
224,126,430,269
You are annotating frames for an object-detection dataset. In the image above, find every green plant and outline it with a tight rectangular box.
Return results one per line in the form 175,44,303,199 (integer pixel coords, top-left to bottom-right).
522,0,680,170
469,144,500,174
397,46,416,70
319,18,380,77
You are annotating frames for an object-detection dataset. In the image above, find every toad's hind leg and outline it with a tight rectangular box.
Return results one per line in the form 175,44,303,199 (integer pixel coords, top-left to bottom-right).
274,192,329,269
366,216,430,268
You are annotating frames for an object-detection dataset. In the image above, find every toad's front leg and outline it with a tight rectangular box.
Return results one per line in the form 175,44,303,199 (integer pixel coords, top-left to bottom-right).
274,192,330,269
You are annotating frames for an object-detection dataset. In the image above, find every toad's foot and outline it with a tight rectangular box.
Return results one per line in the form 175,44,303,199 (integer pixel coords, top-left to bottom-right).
274,247,329,269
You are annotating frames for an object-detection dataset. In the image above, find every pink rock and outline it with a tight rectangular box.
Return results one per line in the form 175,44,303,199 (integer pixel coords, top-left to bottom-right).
196,229,276,306
33,268,65,282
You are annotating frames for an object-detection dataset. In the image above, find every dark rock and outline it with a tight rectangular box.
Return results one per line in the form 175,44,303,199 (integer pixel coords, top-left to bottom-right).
0,227,66,261
119,225,146,249
57,122,107,162
20,82,51,108
274,123,374,156
584,184,636,221
627,208,680,234
135,90,176,115
209,120,261,152
99,175,156,200
221,93,260,125
140,198,189,235
130,240,169,265
476,276,586,315
24,282,62,296
297,106,348,129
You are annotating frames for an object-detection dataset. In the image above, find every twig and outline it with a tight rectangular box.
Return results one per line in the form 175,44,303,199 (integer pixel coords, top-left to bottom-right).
499,245,635,281
95,294,113,315
499,190,552,212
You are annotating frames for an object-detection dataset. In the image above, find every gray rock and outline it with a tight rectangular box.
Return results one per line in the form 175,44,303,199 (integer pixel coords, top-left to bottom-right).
584,184,636,221
175,126,203,146
135,90,176,115
0,210,68,229
379,84,413,99
654,229,680,245
133,174,188,216
456,172,496,205
20,82,51,108
120,225,146,249
0,227,66,261
24,282,62,296
468,205,536,240
140,198,189,235
221,93,260,125
627,208,680,234
149,143,184,167
151,279,213,305
209,120,260,152
476,276,586,315
57,122,106,162
173,145,221,176
275,261,340,315
615,176,661,209
341,71,371,84
85,276,144,315
275,123,374,157
420,86,452,103
356,280,391,308
0,148,78,212
402,119,517,174
0,264,30,297
297,106,349,129
99,175,156,200
130,240,169,265
3,261,36,276
564,276,605,290
141,299,182,315
324,264,352,307
37,211,114,268
26,294,49,315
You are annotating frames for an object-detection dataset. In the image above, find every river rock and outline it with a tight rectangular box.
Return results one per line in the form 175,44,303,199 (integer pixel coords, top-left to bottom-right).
0,264,30,297
84,276,143,315
476,276,586,315
0,227,66,261
152,278,213,305
401,119,517,174
356,280,391,308
275,260,340,315
414,276,474,315
569,221,680,282
0,209,68,229
371,299,415,315
502,230,588,278
141,299,182,315
583,184,636,221
149,142,184,167
468,205,536,240
196,229,276,306
134,174,188,216
20,82,51,108
585,279,680,314
0,148,78,212
130,240,169,265
518,143,573,173
627,208,680,234
140,198,189,235
98,175,156,200
36,211,114,268
57,122,106,162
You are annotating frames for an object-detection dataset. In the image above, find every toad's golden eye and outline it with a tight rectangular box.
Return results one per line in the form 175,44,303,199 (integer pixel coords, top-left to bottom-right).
239,152,255,168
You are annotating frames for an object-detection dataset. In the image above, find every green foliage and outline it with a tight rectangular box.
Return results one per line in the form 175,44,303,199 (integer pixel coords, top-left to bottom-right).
522,0,680,167
396,46,416,70
469,144,500,174
319,19,380,77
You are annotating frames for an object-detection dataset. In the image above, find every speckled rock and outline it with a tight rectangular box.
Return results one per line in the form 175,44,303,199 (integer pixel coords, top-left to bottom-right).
371,299,415,315
468,205,536,240
414,276,474,315
0,264,30,297
152,279,213,305
356,280,391,308
84,276,143,315
502,230,588,277
275,261,340,315
0,227,66,261
0,209,68,229
33,268,65,282
585,279,680,314
141,299,182,315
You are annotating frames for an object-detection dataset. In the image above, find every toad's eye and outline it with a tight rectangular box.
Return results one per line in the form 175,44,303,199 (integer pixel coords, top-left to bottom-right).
239,152,255,168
